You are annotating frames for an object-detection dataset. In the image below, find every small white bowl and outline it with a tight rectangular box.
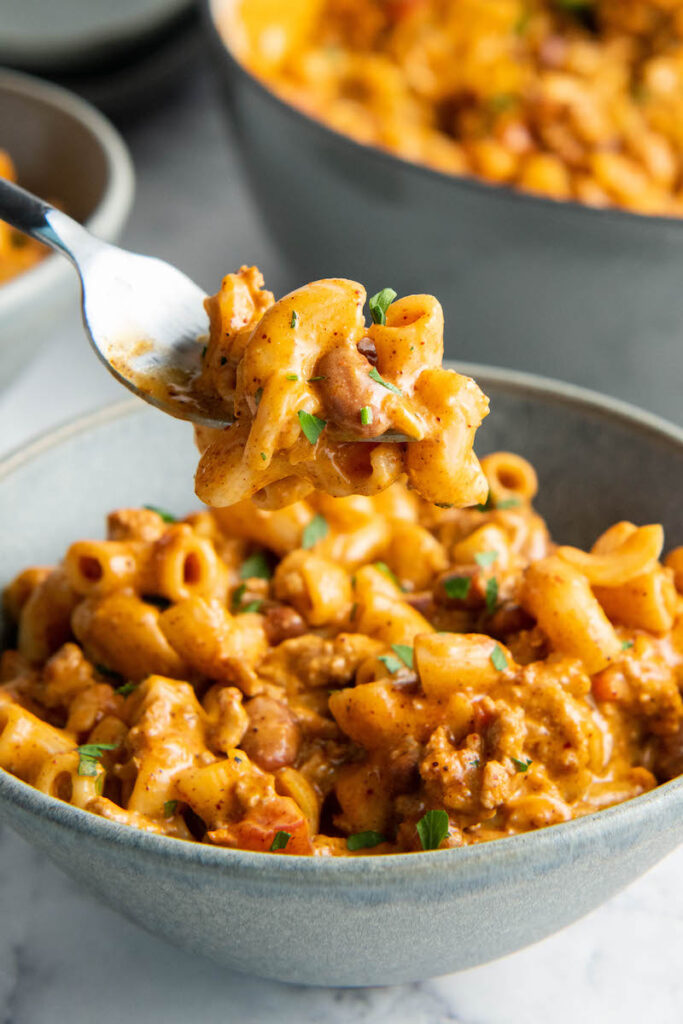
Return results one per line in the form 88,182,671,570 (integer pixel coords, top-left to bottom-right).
0,69,135,389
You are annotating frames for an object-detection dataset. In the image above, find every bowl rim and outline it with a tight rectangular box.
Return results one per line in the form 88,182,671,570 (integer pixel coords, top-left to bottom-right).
2,363,683,885
0,68,135,316
203,0,683,236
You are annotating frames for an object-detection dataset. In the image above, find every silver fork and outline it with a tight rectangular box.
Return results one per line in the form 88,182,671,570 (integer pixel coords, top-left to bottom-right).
0,178,414,440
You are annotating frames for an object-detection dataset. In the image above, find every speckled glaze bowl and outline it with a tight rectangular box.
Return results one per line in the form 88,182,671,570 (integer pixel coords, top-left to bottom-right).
204,0,683,425
1,367,682,987
0,69,134,389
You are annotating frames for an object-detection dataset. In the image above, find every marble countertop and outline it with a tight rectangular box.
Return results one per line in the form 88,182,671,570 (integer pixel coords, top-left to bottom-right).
1,63,682,1024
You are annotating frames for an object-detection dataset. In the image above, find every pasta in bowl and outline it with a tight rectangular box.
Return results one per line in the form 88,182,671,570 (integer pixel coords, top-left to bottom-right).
0,375,682,984
2,441,682,856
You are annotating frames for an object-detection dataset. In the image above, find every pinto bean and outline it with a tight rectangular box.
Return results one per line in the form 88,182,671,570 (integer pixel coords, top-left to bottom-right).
263,604,308,645
241,695,301,771
316,347,391,436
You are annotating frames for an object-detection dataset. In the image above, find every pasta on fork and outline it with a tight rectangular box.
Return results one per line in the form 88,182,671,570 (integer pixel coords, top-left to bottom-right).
193,267,489,510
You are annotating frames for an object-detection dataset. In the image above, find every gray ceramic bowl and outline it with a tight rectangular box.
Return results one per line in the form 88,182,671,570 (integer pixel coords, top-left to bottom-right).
204,0,683,425
0,69,134,389
0,367,682,987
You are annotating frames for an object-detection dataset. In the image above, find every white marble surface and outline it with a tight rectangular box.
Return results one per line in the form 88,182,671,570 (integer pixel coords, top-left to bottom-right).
1,64,683,1024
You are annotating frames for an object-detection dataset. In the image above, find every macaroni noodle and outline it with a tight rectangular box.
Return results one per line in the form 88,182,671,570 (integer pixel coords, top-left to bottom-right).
3,460,683,855
193,267,490,509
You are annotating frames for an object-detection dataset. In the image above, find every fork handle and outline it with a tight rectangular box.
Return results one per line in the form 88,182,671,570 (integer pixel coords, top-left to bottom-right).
0,177,98,263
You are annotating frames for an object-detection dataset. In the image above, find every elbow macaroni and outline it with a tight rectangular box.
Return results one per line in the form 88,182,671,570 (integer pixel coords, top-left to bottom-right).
193,267,489,510
2,458,683,855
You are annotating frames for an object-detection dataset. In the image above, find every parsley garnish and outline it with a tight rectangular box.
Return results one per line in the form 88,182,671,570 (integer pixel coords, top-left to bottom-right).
302,514,329,549
485,577,499,614
240,551,272,580
254,387,263,406
490,644,507,671
231,582,247,612
392,644,414,669
368,367,402,397
622,640,634,651
374,561,402,589
475,550,498,568
496,497,521,510
347,831,385,851
290,311,299,328
307,375,326,382
144,504,176,523
416,809,449,851
164,800,178,817
201,344,207,360
444,576,471,600
298,409,327,445
378,653,402,675
511,757,533,773
260,451,267,461
115,681,137,697
241,600,263,614
360,405,373,426
368,287,397,325
94,663,123,683
270,831,291,851
77,742,117,777
286,373,299,381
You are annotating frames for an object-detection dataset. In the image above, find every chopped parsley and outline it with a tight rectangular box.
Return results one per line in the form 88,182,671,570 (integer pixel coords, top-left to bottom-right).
391,644,414,669
485,577,499,614
143,504,176,523
475,492,494,512
621,640,634,651
368,287,397,326
378,653,402,675
201,344,207,360
77,742,117,778
416,808,449,851
254,387,263,406
490,644,507,671
270,831,291,851
347,830,385,851
374,561,402,589
115,681,137,697
474,550,498,568
302,514,329,549
444,576,471,600
307,375,326,382
231,582,247,612
240,551,272,580
511,757,533,773
360,405,373,426
241,600,264,614
286,373,299,381
163,800,178,817
368,367,402,397
290,310,299,328
260,451,267,461
496,497,521,510
298,409,327,445
94,663,123,683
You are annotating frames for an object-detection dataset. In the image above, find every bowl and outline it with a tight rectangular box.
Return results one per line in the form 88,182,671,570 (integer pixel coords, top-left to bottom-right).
1,366,682,987
203,0,683,426
0,69,134,389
